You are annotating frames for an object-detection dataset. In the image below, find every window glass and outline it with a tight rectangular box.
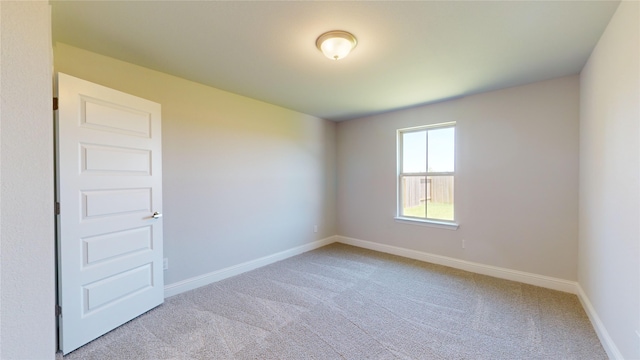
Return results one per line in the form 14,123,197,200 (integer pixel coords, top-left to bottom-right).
402,131,426,173
426,175,454,221
427,127,455,173
401,175,426,217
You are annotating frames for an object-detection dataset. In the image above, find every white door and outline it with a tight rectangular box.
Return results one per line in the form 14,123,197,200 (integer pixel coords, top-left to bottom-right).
56,73,164,354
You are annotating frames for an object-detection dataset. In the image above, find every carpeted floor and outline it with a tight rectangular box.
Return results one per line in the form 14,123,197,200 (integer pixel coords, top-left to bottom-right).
59,243,607,359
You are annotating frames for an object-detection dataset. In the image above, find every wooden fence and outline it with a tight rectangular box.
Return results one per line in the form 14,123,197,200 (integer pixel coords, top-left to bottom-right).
402,176,453,207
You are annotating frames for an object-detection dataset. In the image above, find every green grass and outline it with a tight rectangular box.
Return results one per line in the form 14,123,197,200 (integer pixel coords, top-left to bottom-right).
403,202,454,221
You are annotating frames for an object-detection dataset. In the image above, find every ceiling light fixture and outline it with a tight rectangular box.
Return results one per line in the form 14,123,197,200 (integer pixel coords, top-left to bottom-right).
316,30,357,61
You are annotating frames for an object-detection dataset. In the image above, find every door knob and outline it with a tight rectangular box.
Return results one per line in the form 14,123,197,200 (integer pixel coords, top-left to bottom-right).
152,211,163,219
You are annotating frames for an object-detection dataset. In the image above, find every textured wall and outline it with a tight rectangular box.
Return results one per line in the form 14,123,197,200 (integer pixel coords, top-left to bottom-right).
0,2,56,359
579,1,640,358
337,76,580,281
54,43,337,287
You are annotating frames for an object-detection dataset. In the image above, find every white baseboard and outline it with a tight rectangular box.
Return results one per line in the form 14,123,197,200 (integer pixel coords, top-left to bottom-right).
164,234,621,358
337,236,626,358
336,236,579,294
166,234,578,297
576,284,624,360
164,236,338,298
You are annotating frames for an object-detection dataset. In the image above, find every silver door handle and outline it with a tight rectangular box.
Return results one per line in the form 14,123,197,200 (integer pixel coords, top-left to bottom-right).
152,211,163,219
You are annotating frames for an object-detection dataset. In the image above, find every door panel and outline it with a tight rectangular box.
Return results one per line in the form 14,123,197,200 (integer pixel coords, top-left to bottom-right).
82,188,152,218
83,226,152,265
81,144,151,175
56,73,163,354
82,97,152,137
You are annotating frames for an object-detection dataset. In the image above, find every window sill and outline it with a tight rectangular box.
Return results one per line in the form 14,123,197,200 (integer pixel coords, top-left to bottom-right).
394,217,459,230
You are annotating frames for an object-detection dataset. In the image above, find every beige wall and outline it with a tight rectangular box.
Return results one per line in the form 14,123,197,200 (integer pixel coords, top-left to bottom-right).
0,2,56,359
54,43,337,286
579,1,640,358
337,75,580,280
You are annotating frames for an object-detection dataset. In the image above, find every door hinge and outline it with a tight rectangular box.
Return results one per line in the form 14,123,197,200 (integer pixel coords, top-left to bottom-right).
53,97,58,111
56,305,62,317
55,202,60,215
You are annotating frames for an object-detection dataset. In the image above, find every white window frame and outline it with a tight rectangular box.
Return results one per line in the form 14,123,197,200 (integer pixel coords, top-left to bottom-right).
396,122,459,230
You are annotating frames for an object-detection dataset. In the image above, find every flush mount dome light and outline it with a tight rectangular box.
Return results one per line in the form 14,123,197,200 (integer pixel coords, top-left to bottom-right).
316,30,357,60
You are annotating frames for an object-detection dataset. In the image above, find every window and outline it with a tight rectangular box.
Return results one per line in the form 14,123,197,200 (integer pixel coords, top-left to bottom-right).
397,123,456,225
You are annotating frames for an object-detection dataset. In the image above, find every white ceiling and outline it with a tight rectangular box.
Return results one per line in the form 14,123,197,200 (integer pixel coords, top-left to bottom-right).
51,1,620,121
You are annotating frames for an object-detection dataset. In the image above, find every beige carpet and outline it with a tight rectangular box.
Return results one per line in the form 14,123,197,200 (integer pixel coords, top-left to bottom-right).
59,243,607,359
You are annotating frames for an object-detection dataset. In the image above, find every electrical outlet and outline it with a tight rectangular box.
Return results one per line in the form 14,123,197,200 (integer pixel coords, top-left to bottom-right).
163,258,168,270
462,239,466,249
314,225,318,233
